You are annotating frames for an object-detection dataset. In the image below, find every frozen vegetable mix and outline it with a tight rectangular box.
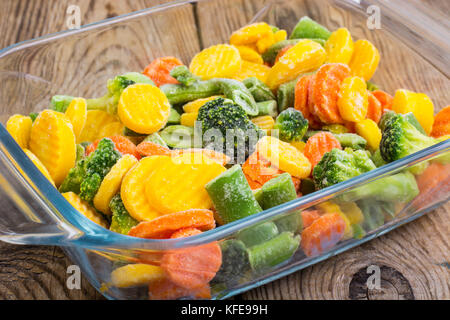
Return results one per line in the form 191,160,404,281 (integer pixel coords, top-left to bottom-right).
4,14,449,300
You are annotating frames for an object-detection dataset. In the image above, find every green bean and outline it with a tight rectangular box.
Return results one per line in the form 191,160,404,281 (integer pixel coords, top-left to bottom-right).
256,100,278,117
212,78,259,116
277,79,297,112
170,65,200,87
243,77,276,102
261,173,302,233
143,132,168,148
290,16,331,40
247,232,300,272
161,81,221,105
205,165,262,224
237,222,279,248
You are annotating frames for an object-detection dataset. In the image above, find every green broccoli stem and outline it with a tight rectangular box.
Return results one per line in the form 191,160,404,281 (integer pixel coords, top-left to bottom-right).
340,171,419,203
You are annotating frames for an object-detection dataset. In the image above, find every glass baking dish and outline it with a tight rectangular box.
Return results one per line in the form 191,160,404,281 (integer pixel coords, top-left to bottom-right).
0,0,449,300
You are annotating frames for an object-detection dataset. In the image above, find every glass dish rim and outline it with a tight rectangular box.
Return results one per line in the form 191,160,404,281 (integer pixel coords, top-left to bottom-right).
0,0,449,251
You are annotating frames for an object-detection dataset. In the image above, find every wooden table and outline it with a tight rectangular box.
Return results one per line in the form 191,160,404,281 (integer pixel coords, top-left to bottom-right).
0,0,448,300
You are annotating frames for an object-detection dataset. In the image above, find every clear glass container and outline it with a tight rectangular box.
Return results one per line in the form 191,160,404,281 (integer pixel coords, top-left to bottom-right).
0,0,448,300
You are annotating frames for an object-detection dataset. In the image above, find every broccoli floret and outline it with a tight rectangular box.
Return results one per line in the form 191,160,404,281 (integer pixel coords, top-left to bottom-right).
109,194,139,235
341,171,419,203
274,108,308,142
313,148,377,189
79,138,121,202
197,97,265,163
59,157,88,194
380,113,436,163
170,65,200,86
86,72,154,114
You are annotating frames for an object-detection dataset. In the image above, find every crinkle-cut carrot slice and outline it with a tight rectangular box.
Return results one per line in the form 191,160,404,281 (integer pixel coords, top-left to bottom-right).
372,90,393,111
412,162,450,210
65,98,87,141
128,209,215,239
301,210,321,229
86,135,140,160
145,154,226,214
161,228,222,290
229,22,273,46
24,149,55,186
78,110,117,143
62,192,109,228
266,39,326,90
366,91,382,124
304,132,342,169
348,39,380,81
136,141,173,157
189,44,242,80
431,106,450,138
148,278,211,300
256,136,312,179
301,212,346,257
337,76,369,122
234,45,264,64
118,84,171,135
174,149,231,166
312,63,351,124
121,156,168,221
93,154,138,215
6,114,32,149
29,110,77,186
98,122,125,140
143,56,183,87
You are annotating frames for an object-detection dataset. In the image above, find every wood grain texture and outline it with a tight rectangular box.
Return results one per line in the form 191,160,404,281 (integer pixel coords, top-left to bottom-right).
0,0,448,300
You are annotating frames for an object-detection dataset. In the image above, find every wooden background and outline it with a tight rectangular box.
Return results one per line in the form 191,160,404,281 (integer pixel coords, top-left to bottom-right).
0,0,448,300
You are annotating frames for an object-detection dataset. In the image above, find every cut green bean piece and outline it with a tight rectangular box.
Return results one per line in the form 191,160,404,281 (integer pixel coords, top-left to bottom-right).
256,100,278,117
167,108,181,124
252,188,264,207
205,165,262,225
237,222,279,248
261,173,302,233
247,232,300,272
243,77,275,102
143,132,168,148
290,16,331,40
161,81,221,105
160,125,194,149
277,79,297,112
212,78,259,116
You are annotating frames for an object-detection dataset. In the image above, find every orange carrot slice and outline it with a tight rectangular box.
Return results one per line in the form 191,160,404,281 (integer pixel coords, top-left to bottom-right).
136,141,172,157
372,90,393,111
431,106,450,138
366,91,382,124
301,210,321,229
86,135,140,160
143,56,183,87
128,209,215,239
413,162,450,210
304,132,342,169
301,212,346,257
161,229,222,289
